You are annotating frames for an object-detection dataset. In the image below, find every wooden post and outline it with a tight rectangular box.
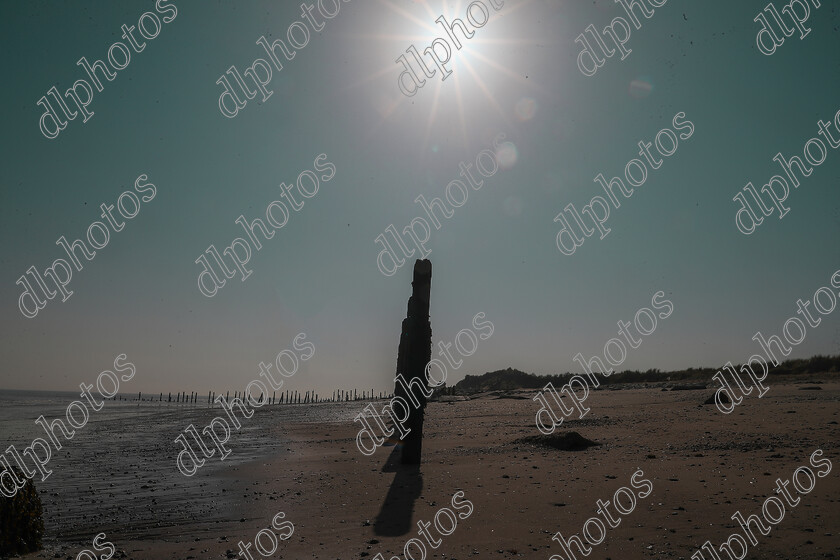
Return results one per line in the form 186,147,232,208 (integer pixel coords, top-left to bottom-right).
396,259,432,465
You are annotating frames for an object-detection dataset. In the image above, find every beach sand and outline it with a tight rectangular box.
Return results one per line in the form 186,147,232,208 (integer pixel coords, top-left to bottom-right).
17,377,840,560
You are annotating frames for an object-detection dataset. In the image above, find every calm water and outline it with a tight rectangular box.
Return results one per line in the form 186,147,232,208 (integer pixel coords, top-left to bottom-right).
0,389,372,542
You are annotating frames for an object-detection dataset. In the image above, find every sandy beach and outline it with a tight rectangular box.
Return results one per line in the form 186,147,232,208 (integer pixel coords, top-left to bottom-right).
3,1,839,559
13,376,838,560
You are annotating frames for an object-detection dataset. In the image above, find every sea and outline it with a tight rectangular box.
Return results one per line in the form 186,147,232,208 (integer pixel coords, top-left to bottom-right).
0,389,366,543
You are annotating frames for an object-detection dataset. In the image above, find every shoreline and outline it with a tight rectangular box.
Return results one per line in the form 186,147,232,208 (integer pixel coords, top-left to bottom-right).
18,376,839,559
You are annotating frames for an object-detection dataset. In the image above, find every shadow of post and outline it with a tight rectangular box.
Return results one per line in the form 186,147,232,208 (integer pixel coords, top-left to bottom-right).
373,445,423,536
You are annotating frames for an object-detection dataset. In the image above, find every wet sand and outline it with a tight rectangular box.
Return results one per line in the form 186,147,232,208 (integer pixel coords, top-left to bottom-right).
20,377,840,560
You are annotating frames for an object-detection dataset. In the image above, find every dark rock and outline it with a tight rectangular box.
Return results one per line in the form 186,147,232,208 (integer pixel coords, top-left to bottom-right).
703,392,729,405
0,466,44,556
517,431,600,451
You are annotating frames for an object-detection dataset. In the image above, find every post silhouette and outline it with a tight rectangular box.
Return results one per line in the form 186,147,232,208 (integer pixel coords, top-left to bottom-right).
395,259,432,465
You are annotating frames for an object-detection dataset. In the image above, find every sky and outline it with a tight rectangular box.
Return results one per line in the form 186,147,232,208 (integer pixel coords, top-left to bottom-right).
1,0,839,396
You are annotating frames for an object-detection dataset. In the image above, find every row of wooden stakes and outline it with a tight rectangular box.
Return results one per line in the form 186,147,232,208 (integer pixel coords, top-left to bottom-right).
114,389,394,405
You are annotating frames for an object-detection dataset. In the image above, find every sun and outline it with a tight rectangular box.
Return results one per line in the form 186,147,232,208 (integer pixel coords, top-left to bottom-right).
339,0,546,155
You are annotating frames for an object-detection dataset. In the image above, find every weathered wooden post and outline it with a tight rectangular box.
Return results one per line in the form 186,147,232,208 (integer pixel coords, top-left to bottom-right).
395,259,432,465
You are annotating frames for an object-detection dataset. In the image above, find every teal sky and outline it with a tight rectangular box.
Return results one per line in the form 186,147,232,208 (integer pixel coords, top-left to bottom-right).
1,0,839,395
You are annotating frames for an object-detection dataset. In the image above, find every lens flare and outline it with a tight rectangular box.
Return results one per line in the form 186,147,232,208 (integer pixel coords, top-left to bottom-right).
496,141,518,169
629,77,654,98
514,97,537,121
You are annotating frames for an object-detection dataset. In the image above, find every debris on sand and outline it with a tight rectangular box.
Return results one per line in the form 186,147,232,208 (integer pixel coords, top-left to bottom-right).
494,392,528,400
668,383,707,391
